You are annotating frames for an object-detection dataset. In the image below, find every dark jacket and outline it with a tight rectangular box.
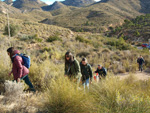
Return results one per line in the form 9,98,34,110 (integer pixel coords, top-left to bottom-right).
80,62,93,81
65,59,82,79
137,58,145,65
11,50,29,80
95,67,107,77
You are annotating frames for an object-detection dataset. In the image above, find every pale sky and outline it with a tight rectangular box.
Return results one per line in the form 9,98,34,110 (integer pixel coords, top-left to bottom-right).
2,0,101,5
42,0,101,5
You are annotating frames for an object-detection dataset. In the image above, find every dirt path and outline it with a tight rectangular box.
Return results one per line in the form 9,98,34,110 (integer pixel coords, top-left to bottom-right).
117,69,150,80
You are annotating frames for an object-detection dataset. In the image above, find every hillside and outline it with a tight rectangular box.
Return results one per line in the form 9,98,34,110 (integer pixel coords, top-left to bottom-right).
0,1,52,22
42,1,66,11
1,2,150,112
107,14,150,42
40,0,144,32
0,1,21,14
140,0,150,13
4,0,13,5
62,0,95,7
13,0,46,12
1,13,150,112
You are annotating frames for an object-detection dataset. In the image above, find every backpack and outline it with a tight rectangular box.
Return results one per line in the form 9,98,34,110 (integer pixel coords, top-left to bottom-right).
14,54,31,69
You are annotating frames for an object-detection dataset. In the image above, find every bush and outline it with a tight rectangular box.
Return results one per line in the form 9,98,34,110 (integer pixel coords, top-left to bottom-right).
4,80,24,96
29,60,63,90
90,75,150,113
43,77,95,113
106,38,131,50
47,35,62,42
76,35,92,44
4,24,20,37
20,34,42,42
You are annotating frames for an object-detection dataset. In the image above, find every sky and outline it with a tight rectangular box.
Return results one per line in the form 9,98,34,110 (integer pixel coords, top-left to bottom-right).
41,0,101,5
1,0,101,5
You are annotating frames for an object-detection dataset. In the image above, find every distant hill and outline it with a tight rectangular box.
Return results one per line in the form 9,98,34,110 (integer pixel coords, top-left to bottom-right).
42,0,95,11
41,0,144,32
62,0,95,7
107,14,150,42
42,1,66,11
4,0,13,5
0,1,21,14
13,0,46,12
140,0,150,13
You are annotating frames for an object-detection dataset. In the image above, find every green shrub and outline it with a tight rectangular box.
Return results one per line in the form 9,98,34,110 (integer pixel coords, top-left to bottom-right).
4,24,20,37
47,35,62,42
35,38,43,42
75,35,92,44
106,38,131,50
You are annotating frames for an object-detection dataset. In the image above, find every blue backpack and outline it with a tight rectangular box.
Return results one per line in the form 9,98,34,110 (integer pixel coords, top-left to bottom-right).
13,54,31,69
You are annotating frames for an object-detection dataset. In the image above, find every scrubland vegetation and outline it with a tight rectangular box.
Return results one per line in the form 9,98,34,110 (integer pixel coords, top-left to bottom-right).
0,12,150,112
107,14,150,42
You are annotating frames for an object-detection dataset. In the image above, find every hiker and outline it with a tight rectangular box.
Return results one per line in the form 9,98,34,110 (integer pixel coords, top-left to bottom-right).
80,58,92,91
64,52,82,84
7,47,36,92
137,55,145,72
94,65,107,78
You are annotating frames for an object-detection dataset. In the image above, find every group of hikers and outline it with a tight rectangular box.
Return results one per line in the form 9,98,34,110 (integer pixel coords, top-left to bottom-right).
7,47,145,92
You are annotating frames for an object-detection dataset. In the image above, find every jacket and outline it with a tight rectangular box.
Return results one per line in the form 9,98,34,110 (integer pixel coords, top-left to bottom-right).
11,50,29,80
95,67,107,77
80,62,93,81
137,58,145,65
65,59,82,79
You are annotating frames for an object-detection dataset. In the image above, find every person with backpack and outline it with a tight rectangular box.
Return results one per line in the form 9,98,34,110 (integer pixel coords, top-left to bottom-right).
80,58,92,91
94,65,107,78
137,55,145,72
7,47,36,92
64,52,82,84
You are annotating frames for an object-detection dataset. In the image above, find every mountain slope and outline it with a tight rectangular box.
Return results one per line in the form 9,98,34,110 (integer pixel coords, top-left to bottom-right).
4,0,13,5
62,0,95,7
41,0,143,32
13,0,46,12
42,1,66,11
107,14,150,42
140,0,150,13
0,1,21,14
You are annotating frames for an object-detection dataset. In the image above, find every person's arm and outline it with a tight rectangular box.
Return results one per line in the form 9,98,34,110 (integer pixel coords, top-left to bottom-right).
80,63,84,75
14,56,23,80
9,70,13,76
137,58,139,63
74,60,80,75
95,68,98,73
143,58,145,63
103,68,107,76
88,65,93,82
65,63,68,76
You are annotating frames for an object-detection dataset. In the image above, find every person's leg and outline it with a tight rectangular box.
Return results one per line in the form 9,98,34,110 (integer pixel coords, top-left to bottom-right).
83,81,86,92
141,65,143,72
85,78,90,90
23,75,36,92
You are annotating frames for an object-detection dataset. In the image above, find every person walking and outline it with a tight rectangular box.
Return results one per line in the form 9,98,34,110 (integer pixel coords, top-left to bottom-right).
137,55,145,72
7,47,36,92
94,65,107,79
64,52,82,85
80,58,92,91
